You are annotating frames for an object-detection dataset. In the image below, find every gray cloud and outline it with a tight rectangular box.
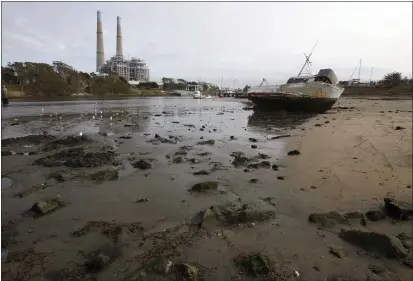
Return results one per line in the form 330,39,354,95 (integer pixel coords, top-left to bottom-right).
2,2,412,87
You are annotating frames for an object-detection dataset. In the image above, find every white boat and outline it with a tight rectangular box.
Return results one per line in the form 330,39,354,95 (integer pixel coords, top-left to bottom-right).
193,91,211,99
248,69,344,113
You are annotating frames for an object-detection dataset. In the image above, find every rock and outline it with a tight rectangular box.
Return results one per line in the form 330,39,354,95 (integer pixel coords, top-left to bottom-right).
249,179,259,184
189,158,201,164
344,211,364,219
257,153,270,159
368,264,386,275
234,252,271,276
251,145,257,149
184,124,195,128
197,139,215,145
397,233,412,249
197,152,211,157
174,150,187,156
31,199,64,215
229,136,235,140
287,150,301,156
190,181,218,192
395,126,405,130
308,212,349,228
193,170,210,175
325,121,330,124
315,124,322,127
173,263,199,281
329,245,348,258
119,136,132,139
338,230,407,259
384,197,412,220
173,157,184,164
277,176,285,180
271,164,279,171
88,168,118,183
403,256,413,268
243,169,249,173
136,198,149,203
132,160,152,170
366,210,385,222
360,218,368,226
144,257,173,275
249,138,257,143
231,152,249,167
124,123,139,127
310,186,317,189
248,161,271,169
172,121,179,124
84,248,118,272
200,207,221,228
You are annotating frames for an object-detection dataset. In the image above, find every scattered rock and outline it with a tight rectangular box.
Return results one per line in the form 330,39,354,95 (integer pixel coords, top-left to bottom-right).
184,124,195,128
132,160,152,170
395,126,405,130
174,150,187,156
136,198,149,203
31,198,65,216
173,157,184,164
384,197,412,220
271,164,279,171
171,121,179,124
197,139,215,145
329,245,348,258
287,150,301,156
190,181,218,192
368,264,387,275
249,179,259,184
308,212,349,228
397,233,412,249
325,121,330,124
193,170,210,175
49,172,65,183
257,153,270,159
310,186,317,189
124,124,139,127
249,138,257,143
87,167,118,183
143,257,173,275
315,124,322,127
277,176,285,180
243,169,249,173
365,210,385,222
172,263,200,281
229,136,235,140
338,230,407,259
251,145,257,149
119,136,132,139
248,161,270,169
189,158,201,164
197,152,211,157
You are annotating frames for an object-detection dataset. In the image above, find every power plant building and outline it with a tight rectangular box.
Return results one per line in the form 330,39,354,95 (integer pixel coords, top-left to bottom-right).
96,12,150,82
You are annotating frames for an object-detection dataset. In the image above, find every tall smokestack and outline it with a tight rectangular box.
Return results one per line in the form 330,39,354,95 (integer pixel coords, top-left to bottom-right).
116,16,123,57
96,10,105,72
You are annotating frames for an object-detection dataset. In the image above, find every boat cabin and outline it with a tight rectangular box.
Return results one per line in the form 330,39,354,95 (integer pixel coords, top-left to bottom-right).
286,69,339,85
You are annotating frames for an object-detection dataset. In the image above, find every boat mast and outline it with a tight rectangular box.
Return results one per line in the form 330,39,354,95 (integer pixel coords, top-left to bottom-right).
298,40,318,76
358,59,362,82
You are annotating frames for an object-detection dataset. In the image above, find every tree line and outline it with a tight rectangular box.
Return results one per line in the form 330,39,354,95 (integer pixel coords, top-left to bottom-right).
1,61,131,96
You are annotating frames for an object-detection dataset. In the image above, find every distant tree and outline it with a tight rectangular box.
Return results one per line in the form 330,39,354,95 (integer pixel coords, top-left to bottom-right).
382,72,402,87
202,84,208,91
177,78,187,84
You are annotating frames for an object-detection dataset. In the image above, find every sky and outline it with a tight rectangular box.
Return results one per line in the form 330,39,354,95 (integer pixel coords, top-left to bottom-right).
1,2,412,87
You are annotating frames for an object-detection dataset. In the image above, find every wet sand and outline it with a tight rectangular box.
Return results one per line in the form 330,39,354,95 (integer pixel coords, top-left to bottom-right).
1,97,412,281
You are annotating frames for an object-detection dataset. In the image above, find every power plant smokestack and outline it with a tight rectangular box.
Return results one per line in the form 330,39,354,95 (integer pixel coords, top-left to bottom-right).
96,10,105,72
116,16,123,57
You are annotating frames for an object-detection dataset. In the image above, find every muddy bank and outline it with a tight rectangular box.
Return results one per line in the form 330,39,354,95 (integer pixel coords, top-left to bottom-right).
1,97,412,281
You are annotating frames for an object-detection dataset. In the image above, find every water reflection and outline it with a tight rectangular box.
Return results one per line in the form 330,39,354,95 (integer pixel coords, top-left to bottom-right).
247,110,316,130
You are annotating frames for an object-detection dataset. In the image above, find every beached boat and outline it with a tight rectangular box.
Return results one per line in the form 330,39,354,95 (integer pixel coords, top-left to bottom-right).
248,69,344,113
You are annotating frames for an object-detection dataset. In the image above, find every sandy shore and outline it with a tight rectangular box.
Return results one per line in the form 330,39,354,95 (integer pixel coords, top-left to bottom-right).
1,97,412,281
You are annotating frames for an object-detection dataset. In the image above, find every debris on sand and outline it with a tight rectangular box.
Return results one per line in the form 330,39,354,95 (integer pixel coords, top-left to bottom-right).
49,172,66,183
172,263,200,281
193,170,210,175
365,210,385,222
395,126,405,130
71,221,143,243
249,179,259,184
271,134,291,140
368,264,387,275
197,139,215,145
124,123,139,127
132,160,152,170
231,152,249,167
329,245,348,258
338,230,407,259
249,138,257,143
2,134,56,147
174,150,188,156
148,135,177,145
308,212,349,228
119,135,132,139
42,135,92,152
34,148,115,168
247,161,271,169
173,157,184,164
84,247,119,272
287,150,301,156
272,164,279,171
193,202,275,228
87,167,119,183
136,198,149,203
184,124,196,128
383,197,412,220
31,198,65,216
234,253,271,276
190,181,218,192
251,145,257,149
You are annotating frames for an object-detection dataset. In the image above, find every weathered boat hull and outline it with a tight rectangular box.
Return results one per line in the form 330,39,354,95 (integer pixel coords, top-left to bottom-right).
248,94,338,113
248,82,344,113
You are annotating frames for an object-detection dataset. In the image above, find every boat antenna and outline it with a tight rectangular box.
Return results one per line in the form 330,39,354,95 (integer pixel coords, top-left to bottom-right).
298,40,318,76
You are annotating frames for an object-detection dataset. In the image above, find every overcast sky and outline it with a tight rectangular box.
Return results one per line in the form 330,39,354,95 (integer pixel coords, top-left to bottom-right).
2,2,412,87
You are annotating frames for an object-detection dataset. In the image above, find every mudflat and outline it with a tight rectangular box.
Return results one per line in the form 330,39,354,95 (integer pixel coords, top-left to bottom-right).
1,97,412,281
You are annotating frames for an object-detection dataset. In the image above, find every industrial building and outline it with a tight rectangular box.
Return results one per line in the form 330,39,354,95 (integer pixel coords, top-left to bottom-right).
96,11,150,82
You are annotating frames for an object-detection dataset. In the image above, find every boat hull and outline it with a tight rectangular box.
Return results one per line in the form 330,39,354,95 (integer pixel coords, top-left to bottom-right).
248,82,344,113
248,94,337,113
